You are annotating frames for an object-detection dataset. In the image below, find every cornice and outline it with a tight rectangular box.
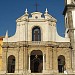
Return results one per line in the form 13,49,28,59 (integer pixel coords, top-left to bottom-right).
63,4,75,15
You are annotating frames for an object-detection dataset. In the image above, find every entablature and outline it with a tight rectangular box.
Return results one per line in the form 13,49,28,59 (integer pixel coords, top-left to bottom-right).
2,41,70,48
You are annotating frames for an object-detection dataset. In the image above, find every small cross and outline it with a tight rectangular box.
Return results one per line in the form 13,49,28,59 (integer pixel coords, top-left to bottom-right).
35,3,38,12
35,55,38,58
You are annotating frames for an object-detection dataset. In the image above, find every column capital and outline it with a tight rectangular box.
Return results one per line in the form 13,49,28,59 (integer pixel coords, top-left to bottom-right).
43,53,46,57
28,52,30,56
28,54,30,56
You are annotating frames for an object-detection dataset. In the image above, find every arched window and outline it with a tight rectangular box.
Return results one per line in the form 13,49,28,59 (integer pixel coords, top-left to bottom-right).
8,55,15,73
58,55,65,73
32,26,41,41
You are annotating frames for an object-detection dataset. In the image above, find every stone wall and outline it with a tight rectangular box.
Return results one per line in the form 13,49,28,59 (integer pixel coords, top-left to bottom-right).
2,41,73,74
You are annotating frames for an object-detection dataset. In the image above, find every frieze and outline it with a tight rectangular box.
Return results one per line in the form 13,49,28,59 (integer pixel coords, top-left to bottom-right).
2,42,28,48
2,42,18,48
2,41,70,48
57,42,70,48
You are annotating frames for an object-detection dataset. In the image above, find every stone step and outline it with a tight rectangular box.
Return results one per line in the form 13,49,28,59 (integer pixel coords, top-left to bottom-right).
29,73,75,75
0,73,75,75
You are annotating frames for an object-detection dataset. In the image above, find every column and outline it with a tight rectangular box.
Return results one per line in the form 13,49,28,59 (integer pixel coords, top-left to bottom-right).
19,48,23,73
45,47,50,73
43,53,45,72
50,48,53,73
28,54,31,73
53,47,58,73
15,47,19,73
2,48,7,73
24,47,28,73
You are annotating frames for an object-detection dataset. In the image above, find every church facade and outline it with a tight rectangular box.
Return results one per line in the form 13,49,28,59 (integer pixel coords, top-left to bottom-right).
1,0,75,75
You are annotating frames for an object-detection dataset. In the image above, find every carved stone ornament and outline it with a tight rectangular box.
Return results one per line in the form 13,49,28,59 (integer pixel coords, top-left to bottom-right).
72,0,75,4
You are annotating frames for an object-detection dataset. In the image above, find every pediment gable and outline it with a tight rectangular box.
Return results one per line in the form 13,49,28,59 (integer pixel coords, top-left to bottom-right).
16,11,57,22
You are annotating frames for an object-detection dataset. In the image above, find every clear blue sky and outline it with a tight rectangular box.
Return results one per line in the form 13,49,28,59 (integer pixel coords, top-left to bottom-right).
0,0,65,37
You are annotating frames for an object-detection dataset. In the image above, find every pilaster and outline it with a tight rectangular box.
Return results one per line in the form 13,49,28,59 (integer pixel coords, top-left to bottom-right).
15,47,19,73
65,48,72,73
45,47,50,71
2,48,8,73
24,47,28,72
19,47,23,73
53,47,58,73
73,50,75,73
49,47,53,73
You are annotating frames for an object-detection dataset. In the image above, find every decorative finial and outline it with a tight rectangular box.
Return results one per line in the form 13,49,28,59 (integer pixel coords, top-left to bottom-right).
5,30,8,38
25,8,28,14
45,8,48,14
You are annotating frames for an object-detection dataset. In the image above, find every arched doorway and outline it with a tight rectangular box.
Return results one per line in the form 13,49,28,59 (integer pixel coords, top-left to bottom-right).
8,55,15,73
58,55,65,73
30,50,43,73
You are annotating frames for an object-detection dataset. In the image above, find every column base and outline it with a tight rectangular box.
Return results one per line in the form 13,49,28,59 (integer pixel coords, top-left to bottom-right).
73,70,75,73
28,70,31,73
66,69,73,74
15,70,19,73
53,70,58,73
42,70,48,73
42,70,55,74
0,71,6,74
18,70,23,73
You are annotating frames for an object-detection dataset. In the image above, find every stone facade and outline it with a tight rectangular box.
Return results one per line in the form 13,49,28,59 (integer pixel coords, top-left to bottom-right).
2,41,72,74
1,0,75,75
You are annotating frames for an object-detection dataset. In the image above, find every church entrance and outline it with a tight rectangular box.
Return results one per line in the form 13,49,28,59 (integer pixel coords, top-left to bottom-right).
8,55,15,73
58,55,65,73
30,50,43,73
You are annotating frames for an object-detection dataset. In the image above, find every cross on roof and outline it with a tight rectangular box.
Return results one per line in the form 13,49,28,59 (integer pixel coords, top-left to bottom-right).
35,3,38,12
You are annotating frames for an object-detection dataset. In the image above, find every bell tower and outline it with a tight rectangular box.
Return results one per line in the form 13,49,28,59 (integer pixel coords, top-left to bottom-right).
65,0,75,5
63,0,75,72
